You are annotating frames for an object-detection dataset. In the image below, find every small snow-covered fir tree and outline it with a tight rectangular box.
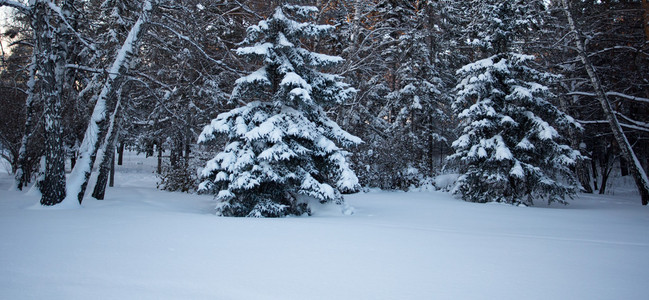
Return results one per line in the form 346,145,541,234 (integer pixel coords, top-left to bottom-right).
198,4,361,217
448,0,581,205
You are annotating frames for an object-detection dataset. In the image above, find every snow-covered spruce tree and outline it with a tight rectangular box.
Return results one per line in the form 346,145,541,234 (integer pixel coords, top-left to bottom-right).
198,4,361,217
379,1,452,186
448,0,581,205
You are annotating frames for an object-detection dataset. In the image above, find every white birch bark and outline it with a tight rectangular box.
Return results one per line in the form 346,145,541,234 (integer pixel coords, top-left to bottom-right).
12,49,38,191
63,0,154,204
561,0,649,205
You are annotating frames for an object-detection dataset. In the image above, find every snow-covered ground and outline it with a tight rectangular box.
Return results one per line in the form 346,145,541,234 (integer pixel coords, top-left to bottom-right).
1,153,648,299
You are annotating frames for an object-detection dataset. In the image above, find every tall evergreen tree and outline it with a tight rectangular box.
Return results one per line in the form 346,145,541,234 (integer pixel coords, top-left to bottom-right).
448,0,581,205
198,4,361,217
378,1,452,186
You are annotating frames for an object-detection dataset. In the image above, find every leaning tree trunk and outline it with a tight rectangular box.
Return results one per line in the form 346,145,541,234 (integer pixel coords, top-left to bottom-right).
561,0,649,205
92,100,121,200
91,142,116,200
64,0,154,204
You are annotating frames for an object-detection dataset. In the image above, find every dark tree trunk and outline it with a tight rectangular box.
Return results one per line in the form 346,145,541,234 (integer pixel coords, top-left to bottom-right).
157,143,163,174
76,129,107,203
576,160,593,193
70,154,76,170
92,92,122,200
117,141,124,165
591,156,598,191
92,146,114,200
36,1,66,205
620,157,629,177
109,152,115,187
598,156,612,195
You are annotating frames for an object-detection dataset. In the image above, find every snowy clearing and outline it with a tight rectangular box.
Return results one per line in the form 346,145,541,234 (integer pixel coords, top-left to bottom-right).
1,153,648,300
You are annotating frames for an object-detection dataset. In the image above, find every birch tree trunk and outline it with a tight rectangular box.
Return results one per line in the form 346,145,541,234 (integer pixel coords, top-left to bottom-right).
34,0,66,205
13,48,38,191
2,2,37,191
92,100,121,200
64,0,154,204
561,0,649,205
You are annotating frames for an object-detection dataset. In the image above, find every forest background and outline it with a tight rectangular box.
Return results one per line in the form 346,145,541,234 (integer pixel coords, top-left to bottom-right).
0,0,647,206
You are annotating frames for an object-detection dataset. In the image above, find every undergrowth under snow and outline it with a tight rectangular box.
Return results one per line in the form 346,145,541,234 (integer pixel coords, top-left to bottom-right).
0,153,648,299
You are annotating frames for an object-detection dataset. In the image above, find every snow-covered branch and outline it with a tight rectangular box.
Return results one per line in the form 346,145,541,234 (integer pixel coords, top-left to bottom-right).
148,21,242,75
577,119,649,133
616,112,649,130
65,64,104,73
0,0,29,13
566,91,649,104
46,1,96,52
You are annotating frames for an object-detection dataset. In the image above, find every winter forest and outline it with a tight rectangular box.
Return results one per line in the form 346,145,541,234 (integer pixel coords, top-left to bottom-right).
1,0,648,214
1,1,649,299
